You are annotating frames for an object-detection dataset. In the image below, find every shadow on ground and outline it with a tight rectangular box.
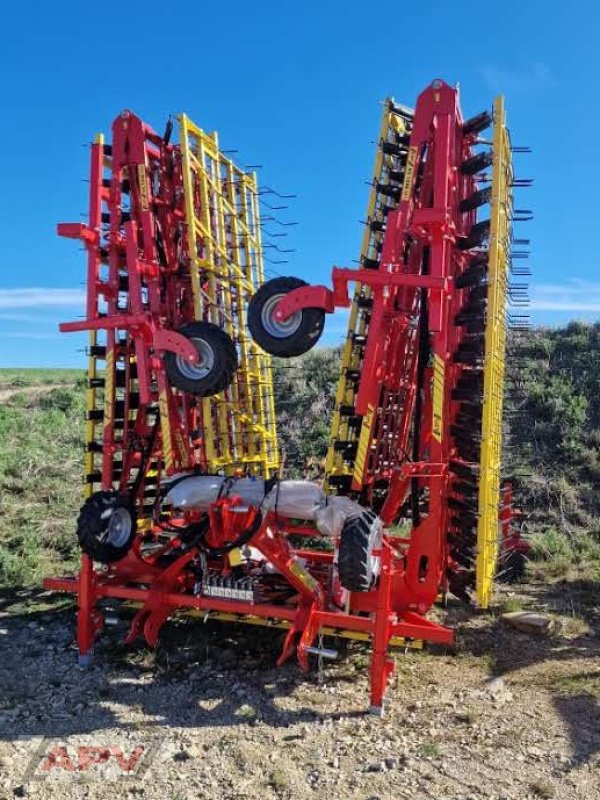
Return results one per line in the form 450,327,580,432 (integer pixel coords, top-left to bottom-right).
0,587,366,742
1,579,599,768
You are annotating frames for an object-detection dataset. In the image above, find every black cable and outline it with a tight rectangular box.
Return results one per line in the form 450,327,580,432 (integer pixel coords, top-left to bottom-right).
155,475,276,557
263,475,279,496
151,467,208,528
216,475,237,500
178,515,211,547
130,415,161,498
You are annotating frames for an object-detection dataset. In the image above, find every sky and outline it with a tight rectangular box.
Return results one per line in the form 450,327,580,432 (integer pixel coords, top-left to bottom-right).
0,0,598,367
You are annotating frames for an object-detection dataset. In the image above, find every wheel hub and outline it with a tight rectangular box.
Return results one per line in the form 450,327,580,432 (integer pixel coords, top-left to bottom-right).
175,337,215,380
107,508,132,548
261,294,302,338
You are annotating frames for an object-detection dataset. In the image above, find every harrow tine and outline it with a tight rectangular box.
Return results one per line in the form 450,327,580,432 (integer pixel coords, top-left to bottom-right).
463,110,493,136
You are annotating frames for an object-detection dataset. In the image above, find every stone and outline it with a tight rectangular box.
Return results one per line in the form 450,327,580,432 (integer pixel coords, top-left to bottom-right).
527,746,545,759
366,761,387,773
501,611,555,634
485,676,505,693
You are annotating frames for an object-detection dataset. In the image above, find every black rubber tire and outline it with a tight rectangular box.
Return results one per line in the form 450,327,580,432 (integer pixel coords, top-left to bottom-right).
337,509,382,592
248,277,325,357
165,321,238,396
76,490,136,563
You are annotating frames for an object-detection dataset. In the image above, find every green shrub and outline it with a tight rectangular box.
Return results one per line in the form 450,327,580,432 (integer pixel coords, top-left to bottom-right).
38,387,78,412
529,529,574,560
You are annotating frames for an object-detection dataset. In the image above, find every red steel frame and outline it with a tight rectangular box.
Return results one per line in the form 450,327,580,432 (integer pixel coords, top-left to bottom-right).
275,80,481,598
45,82,497,713
47,498,452,712
47,112,212,665
59,113,206,487
499,483,530,556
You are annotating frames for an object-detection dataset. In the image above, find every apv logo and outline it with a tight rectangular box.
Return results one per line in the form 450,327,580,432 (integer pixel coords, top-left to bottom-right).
21,735,163,782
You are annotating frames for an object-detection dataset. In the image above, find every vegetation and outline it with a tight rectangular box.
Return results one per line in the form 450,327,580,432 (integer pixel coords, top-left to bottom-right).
272,348,340,474
505,322,600,578
0,370,85,585
0,368,81,388
0,322,599,587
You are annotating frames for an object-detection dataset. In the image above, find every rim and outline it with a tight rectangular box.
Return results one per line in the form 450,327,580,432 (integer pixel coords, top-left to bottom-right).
261,294,302,339
107,508,132,548
368,522,383,582
175,336,215,380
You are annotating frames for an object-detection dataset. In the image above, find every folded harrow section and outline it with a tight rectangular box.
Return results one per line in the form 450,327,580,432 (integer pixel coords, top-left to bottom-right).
179,115,278,475
57,110,278,526
62,117,196,527
326,100,414,498
249,79,524,609
445,97,516,606
474,97,512,606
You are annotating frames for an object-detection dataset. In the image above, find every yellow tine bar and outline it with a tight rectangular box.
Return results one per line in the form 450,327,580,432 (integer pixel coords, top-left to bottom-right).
476,96,512,608
178,114,279,477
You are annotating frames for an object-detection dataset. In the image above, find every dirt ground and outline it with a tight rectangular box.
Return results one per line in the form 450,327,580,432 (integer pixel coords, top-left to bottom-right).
0,578,598,800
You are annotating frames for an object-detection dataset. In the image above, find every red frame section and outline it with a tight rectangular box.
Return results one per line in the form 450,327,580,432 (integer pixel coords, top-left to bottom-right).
274,80,482,599
500,483,530,556
59,113,211,503
46,496,452,712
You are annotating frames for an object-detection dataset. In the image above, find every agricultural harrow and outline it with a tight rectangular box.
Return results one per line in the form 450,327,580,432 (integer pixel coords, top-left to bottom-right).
45,79,529,714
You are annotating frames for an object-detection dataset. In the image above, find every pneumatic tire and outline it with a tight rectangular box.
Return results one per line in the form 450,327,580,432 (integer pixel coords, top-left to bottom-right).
165,321,238,396
77,490,136,563
248,277,325,357
337,509,383,592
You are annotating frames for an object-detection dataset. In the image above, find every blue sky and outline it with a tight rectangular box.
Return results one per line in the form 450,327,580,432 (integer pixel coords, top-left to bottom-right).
0,0,598,367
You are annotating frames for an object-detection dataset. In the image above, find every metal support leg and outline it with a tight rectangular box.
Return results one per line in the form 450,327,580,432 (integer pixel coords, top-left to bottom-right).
369,545,395,715
77,555,100,667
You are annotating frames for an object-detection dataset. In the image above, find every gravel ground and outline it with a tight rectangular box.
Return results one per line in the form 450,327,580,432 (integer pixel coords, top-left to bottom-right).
0,579,598,800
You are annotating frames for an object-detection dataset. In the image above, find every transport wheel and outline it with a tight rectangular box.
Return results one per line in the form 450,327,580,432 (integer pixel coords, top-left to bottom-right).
337,509,382,592
77,491,136,563
248,277,325,357
165,321,238,396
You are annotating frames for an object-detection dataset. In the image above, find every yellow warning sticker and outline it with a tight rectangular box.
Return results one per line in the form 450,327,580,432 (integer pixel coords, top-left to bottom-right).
103,349,114,428
137,163,149,211
432,354,445,443
159,390,173,472
174,430,187,464
353,403,375,486
289,560,319,593
401,146,418,201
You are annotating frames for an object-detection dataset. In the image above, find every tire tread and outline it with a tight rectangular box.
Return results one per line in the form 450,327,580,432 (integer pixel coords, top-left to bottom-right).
77,490,136,563
338,510,380,592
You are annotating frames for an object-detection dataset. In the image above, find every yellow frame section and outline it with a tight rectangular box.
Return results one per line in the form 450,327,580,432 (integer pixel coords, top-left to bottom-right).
84,330,98,499
179,115,279,477
121,603,421,648
84,133,105,499
325,102,409,486
475,96,512,607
